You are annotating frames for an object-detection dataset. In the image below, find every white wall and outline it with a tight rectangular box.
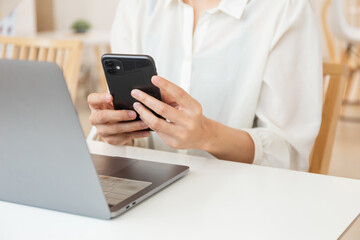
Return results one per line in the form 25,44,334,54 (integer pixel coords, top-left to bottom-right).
14,0,36,36
0,0,23,19
0,0,36,36
53,0,119,31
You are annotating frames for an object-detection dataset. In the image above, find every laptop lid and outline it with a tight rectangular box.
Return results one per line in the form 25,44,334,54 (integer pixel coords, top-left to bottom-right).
0,59,111,219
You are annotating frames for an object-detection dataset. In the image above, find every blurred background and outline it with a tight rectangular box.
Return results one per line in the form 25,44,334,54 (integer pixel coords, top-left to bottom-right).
0,0,359,179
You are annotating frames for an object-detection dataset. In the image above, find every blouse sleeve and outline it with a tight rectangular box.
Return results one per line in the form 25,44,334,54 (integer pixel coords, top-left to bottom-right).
244,0,323,171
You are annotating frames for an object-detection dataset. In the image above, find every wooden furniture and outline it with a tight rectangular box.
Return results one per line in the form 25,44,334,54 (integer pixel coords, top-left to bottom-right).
30,30,111,97
0,36,83,102
89,44,111,141
323,0,360,62
322,0,360,121
35,0,55,32
1,139,359,239
94,44,111,93
322,0,337,62
339,213,360,240
310,63,347,174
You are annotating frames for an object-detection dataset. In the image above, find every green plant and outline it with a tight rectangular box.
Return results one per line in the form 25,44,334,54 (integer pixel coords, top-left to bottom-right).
71,19,91,33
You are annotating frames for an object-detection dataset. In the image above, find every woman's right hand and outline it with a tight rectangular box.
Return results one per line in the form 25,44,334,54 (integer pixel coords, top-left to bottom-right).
87,93,150,146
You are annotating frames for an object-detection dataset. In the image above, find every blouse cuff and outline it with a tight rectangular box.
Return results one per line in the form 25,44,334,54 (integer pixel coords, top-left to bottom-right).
242,128,264,166
242,128,293,169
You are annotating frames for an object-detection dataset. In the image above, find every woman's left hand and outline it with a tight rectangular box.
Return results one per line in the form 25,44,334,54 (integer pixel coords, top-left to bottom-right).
131,76,213,150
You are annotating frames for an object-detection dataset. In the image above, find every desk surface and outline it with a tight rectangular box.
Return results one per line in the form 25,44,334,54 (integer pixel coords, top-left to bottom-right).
0,140,359,240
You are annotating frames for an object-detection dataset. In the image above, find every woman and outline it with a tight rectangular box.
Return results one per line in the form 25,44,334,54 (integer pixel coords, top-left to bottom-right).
88,0,322,171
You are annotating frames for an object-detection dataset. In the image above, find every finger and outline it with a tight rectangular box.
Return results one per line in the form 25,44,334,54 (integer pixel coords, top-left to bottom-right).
133,102,175,135
89,109,137,125
103,131,150,146
96,121,148,137
131,89,187,125
88,93,113,110
151,76,194,107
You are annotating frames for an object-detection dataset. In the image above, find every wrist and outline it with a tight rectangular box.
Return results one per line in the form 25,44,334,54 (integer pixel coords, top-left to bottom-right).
198,117,219,153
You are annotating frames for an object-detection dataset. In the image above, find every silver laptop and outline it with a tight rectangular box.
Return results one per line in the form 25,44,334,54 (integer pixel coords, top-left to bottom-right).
0,59,189,219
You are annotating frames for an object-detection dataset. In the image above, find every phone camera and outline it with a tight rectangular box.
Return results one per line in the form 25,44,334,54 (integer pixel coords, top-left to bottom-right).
104,59,123,75
104,61,114,67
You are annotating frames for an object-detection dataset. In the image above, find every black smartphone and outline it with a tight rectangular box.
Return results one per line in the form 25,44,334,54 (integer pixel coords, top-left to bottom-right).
101,54,163,122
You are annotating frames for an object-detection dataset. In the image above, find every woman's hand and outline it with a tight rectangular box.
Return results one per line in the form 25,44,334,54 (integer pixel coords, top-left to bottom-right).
130,76,213,150
87,93,150,146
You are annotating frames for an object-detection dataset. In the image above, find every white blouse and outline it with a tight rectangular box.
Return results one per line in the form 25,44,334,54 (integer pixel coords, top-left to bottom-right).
110,0,323,171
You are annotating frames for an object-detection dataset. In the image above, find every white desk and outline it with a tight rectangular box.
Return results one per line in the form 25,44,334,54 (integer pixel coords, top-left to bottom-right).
0,140,359,240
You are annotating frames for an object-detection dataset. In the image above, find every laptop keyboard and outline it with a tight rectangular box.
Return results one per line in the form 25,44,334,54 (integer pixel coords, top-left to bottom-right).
99,175,152,206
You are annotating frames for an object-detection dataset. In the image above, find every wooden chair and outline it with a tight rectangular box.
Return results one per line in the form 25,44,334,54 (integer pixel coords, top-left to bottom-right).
87,44,111,141
322,0,336,62
94,44,111,93
309,63,347,174
0,36,83,102
322,0,360,121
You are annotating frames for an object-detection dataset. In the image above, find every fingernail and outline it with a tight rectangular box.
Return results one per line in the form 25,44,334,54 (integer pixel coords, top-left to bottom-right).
142,131,150,137
131,89,140,97
140,121,147,127
128,111,136,118
133,102,140,110
152,76,160,84
105,94,112,102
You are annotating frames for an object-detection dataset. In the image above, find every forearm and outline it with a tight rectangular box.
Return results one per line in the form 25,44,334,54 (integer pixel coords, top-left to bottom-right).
201,118,255,164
